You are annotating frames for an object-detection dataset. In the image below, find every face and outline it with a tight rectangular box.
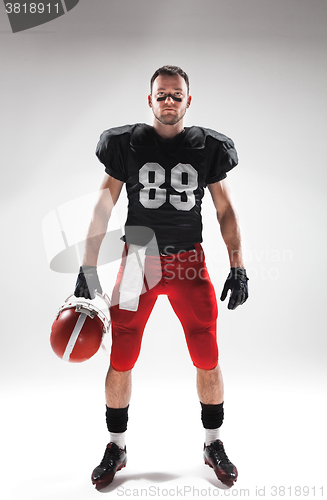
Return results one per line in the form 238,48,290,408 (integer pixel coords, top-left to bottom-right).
148,74,191,127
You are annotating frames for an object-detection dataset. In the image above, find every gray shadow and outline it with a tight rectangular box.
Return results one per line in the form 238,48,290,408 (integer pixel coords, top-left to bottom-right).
97,468,234,493
97,472,181,493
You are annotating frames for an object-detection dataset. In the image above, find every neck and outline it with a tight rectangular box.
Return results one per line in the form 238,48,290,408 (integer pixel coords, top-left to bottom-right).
152,119,184,139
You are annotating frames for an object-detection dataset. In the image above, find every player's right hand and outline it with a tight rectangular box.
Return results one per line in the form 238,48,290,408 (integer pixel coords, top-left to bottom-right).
74,266,103,300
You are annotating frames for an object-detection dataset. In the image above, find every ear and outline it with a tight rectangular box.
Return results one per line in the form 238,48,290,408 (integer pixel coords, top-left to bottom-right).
148,94,152,108
186,95,192,108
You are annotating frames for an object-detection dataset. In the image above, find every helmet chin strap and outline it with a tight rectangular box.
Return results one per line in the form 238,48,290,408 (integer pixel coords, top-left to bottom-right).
157,93,182,102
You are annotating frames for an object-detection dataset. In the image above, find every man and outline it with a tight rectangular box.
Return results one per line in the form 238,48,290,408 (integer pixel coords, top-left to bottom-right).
74,65,248,490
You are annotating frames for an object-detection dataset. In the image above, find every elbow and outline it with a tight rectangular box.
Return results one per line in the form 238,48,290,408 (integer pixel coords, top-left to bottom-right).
217,205,236,226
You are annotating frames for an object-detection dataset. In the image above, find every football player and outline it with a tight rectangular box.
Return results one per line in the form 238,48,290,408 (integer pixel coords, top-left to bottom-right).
74,65,249,490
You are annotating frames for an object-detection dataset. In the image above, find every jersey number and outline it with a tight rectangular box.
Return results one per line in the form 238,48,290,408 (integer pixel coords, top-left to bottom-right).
139,162,198,211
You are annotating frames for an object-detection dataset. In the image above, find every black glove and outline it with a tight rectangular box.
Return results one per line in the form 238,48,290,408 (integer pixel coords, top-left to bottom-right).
74,266,103,300
220,267,249,310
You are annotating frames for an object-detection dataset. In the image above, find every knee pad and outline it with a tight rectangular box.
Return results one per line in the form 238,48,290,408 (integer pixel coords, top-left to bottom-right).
186,329,219,370
110,327,143,372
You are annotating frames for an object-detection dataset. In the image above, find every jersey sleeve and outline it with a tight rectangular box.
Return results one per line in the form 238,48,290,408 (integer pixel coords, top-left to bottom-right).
95,127,129,182
205,131,238,185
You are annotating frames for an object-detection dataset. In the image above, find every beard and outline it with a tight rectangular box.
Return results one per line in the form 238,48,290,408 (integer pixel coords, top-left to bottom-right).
153,107,187,126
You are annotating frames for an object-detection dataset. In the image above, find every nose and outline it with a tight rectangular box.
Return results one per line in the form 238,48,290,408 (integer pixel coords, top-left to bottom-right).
165,95,174,104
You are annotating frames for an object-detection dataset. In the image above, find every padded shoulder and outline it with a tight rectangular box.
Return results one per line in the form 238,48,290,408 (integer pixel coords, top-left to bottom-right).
98,124,135,143
130,123,155,147
201,127,233,144
184,126,235,150
98,123,154,148
202,127,238,166
96,125,137,182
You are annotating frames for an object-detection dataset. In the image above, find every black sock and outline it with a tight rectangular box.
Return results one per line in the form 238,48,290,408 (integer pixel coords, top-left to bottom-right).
200,401,224,429
105,405,129,433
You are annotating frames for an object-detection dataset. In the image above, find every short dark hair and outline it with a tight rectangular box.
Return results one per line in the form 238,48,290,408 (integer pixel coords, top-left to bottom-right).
150,65,190,94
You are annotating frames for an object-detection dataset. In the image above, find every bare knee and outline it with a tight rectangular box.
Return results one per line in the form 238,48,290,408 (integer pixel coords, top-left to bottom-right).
196,365,224,404
105,364,132,408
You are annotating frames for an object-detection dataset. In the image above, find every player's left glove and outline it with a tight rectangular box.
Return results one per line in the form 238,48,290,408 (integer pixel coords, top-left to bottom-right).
220,267,249,310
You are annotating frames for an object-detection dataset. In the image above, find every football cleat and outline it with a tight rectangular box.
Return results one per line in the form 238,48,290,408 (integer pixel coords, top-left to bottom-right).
91,442,127,490
203,439,238,487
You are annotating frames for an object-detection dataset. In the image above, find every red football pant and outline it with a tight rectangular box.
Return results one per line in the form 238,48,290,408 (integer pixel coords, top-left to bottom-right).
110,243,219,372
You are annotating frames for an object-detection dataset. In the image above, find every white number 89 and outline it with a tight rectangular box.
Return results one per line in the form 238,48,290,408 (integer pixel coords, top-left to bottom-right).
139,162,198,211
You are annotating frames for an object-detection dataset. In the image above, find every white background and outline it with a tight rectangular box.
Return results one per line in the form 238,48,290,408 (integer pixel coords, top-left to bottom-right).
0,1,326,498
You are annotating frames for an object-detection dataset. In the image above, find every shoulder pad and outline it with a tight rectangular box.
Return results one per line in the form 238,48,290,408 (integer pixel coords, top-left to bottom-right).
130,123,155,147
99,124,153,148
184,127,207,148
99,124,134,142
185,127,235,149
201,127,234,145
96,125,135,169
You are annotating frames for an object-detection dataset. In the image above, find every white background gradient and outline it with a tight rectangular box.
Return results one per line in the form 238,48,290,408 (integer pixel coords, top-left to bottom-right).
0,1,326,499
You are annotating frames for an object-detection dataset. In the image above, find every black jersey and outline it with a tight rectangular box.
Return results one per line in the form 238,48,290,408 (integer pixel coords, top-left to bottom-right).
96,123,238,250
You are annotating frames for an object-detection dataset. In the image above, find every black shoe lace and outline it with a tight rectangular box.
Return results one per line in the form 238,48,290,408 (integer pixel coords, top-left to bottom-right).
211,441,230,465
99,444,122,468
